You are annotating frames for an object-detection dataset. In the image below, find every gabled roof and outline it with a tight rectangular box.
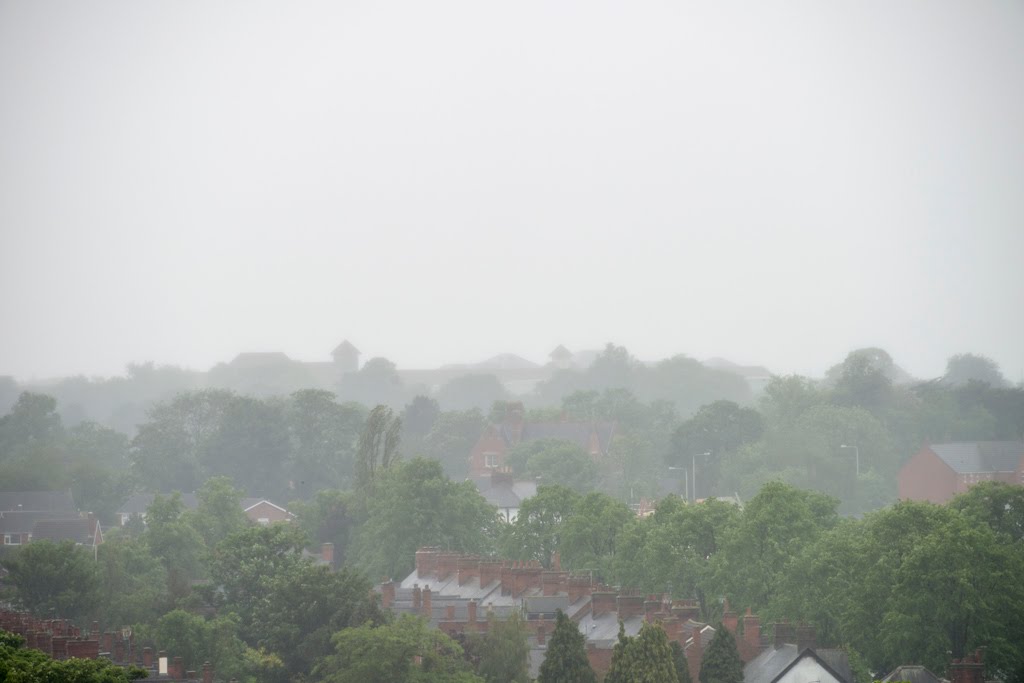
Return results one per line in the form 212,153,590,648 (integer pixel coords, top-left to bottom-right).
32,518,101,547
930,442,1024,474
549,345,572,359
473,477,537,510
882,665,943,683
242,498,293,515
0,491,76,513
745,645,852,683
0,510,67,534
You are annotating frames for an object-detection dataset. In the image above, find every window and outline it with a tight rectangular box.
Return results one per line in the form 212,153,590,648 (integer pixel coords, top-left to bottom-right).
484,452,498,468
4,534,19,545
258,518,270,525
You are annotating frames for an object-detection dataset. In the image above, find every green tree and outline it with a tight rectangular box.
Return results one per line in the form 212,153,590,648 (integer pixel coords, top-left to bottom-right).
203,395,291,499
291,488,357,567
144,492,205,601
186,476,248,548
670,641,693,683
671,401,763,497
136,609,249,679
468,612,530,683
95,535,169,629
288,389,365,494
606,622,677,683
558,492,633,576
950,481,1024,541
1,540,99,621
943,353,1008,388
497,485,580,567
698,625,743,683
418,409,487,479
506,439,597,493
355,405,402,489
1,630,147,682
537,610,596,683
314,614,483,683
437,375,509,412
351,458,497,579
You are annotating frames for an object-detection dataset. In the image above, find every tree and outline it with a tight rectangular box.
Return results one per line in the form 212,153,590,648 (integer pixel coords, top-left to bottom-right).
468,612,530,683
355,405,402,489
291,488,357,567
944,353,1008,388
95,535,169,629
1,540,99,621
537,610,597,683
671,401,763,497
497,485,580,567
314,614,483,683
436,375,509,412
1,629,147,682
186,476,249,548
670,641,693,683
144,492,205,601
698,626,743,683
351,458,497,579
337,357,406,407
136,610,250,680
558,492,633,576
417,409,487,479
950,481,1024,542
288,389,365,493
606,622,677,683
506,439,598,493
203,395,291,499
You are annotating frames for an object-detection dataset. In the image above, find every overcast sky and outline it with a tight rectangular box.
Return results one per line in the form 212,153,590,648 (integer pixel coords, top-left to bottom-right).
1,1,1022,383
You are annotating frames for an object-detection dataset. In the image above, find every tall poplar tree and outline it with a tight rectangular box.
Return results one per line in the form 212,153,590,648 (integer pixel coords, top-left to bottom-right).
538,611,597,683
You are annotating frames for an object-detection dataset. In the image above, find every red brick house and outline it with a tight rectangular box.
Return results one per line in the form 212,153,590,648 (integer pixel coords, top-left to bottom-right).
467,403,616,478
898,441,1024,504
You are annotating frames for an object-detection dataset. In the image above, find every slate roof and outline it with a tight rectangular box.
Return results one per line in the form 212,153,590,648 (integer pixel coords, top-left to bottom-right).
32,518,100,547
473,477,537,510
0,510,66,534
930,442,1024,473
882,665,944,683
745,645,852,683
0,491,76,513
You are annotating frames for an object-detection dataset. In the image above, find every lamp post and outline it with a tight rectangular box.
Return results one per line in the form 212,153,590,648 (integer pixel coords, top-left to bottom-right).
840,444,860,477
669,451,711,502
668,466,688,501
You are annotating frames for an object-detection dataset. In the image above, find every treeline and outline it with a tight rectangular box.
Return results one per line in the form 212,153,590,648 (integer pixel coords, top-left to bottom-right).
495,480,1024,680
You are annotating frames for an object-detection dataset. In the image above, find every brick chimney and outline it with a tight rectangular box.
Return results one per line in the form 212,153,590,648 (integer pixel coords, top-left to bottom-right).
617,594,645,620
722,599,738,633
143,647,153,668
436,552,460,580
91,621,100,641
671,600,701,622
591,591,618,617
412,584,422,610
468,600,478,625
203,661,214,683
688,626,704,683
537,622,547,646
457,556,480,586
172,656,185,680
381,580,396,609
551,551,562,570
445,605,455,621
321,542,334,567
568,575,593,603
644,599,663,623
492,468,514,486
422,585,432,617
796,624,816,652
774,622,796,649
949,649,986,683
415,547,440,577
542,570,568,596
479,560,503,588
102,631,115,655
743,609,761,652
662,617,683,643
51,635,70,660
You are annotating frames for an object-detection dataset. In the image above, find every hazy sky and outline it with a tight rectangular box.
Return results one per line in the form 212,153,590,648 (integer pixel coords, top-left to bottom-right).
2,1,1022,383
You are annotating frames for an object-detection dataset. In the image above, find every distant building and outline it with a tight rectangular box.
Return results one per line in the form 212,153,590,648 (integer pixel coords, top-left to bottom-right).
472,469,537,522
468,402,616,478
117,493,295,526
898,441,1024,503
0,492,102,555
744,624,852,683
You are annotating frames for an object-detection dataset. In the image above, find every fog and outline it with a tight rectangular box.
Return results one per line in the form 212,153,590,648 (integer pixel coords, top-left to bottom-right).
1,1,1022,382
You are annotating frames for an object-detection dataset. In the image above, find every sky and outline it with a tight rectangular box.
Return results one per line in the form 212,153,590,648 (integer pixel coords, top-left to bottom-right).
1,1,1022,383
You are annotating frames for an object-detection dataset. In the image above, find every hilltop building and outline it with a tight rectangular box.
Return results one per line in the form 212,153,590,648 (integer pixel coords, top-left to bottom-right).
898,441,1024,503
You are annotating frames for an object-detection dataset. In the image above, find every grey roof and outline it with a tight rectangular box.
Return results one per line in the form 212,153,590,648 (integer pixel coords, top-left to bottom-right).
745,645,852,683
0,510,67,534
575,612,644,648
0,491,76,513
332,340,360,356
32,518,100,546
474,477,537,510
503,421,616,454
118,492,199,515
524,595,570,615
882,665,943,683
930,442,1024,474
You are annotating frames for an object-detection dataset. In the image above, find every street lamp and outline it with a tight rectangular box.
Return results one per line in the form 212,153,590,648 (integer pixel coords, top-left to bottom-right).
840,444,860,477
670,451,711,502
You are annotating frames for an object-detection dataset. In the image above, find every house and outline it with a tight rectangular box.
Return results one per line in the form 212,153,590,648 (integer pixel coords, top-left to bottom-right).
0,491,87,557
472,469,537,522
468,403,616,478
881,665,944,683
898,441,1024,504
31,517,103,549
116,493,295,526
744,624,853,683
0,491,77,514
378,547,766,680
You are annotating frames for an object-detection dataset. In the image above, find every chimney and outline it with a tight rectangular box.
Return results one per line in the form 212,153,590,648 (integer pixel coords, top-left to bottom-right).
591,591,618,617
415,547,440,577
102,631,115,655
645,599,663,623
203,661,214,683
537,623,547,646
688,626,704,683
321,542,334,567
568,575,593,603
949,649,986,683
91,621,100,641
542,570,568,596
662,617,683,643
722,600,738,633
796,624,816,652
143,647,153,668
172,656,185,680
743,609,761,652
616,595,645,620
468,600,478,624
551,551,562,570
381,580,396,609
479,561,503,588
671,600,701,622
457,556,480,586
492,469,514,486
445,605,455,621
187,671,196,680
412,584,422,610
422,585,432,618
436,552,460,580
774,622,796,649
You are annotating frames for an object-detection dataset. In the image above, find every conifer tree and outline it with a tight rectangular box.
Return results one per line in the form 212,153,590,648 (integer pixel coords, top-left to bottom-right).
671,641,693,683
699,625,744,683
606,622,678,683
538,610,597,683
